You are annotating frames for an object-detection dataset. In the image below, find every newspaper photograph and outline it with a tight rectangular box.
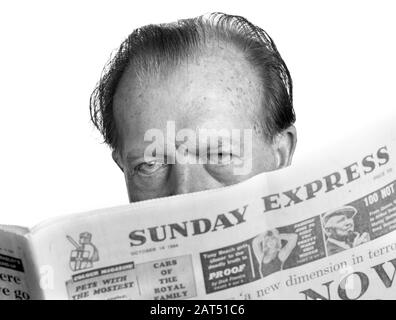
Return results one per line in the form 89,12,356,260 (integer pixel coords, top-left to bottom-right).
2,3,396,307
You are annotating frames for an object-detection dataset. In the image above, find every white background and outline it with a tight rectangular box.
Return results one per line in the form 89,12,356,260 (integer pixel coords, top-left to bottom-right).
0,0,395,227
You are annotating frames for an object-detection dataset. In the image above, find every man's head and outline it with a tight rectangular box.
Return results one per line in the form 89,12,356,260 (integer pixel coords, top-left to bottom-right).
90,13,297,202
323,207,357,240
79,232,92,245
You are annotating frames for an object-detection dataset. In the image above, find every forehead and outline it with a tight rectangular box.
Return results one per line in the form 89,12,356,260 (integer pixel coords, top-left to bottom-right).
113,46,264,148
328,214,348,225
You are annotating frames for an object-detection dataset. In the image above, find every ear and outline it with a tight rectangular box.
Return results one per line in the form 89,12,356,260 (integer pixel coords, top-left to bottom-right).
273,125,297,169
112,150,124,172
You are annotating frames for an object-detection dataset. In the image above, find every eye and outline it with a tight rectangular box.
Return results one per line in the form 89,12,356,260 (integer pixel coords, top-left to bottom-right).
219,152,233,165
209,152,234,165
134,160,167,176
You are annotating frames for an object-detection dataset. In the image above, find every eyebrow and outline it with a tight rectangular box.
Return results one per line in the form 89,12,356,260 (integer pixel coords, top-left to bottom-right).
125,149,147,164
126,146,167,165
126,134,242,164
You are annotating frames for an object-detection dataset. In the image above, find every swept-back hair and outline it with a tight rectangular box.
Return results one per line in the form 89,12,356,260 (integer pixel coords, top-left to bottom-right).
90,12,295,151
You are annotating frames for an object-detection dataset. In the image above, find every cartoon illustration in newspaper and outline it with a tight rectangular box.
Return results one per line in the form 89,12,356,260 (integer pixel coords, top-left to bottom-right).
67,232,99,271
321,206,370,256
252,229,298,278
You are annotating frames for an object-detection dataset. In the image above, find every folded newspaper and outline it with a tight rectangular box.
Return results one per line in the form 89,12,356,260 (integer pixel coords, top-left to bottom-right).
1,120,396,300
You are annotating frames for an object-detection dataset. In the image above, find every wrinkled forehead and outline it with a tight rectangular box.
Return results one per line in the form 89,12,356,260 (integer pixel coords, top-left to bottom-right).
112,47,264,148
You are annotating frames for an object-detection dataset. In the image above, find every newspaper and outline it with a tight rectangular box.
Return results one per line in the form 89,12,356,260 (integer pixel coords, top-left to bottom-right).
1,120,396,300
